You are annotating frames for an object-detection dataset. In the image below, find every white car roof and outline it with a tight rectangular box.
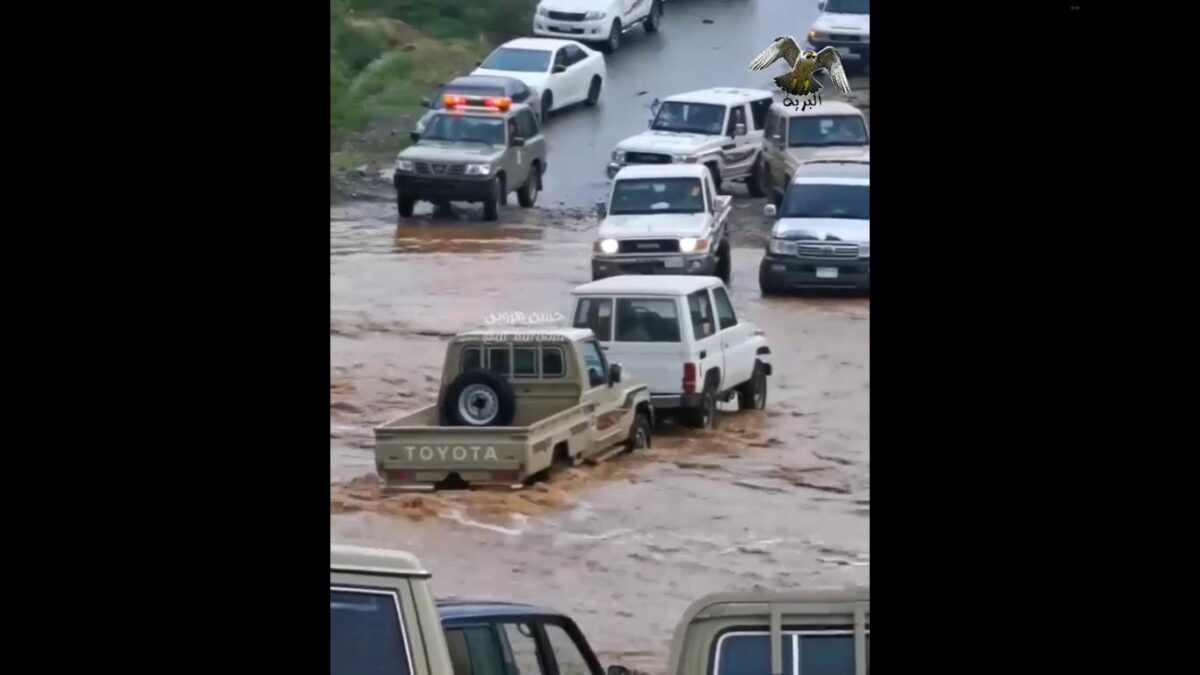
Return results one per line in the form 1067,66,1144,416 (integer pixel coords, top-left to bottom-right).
573,275,723,296
790,176,870,187
664,87,775,106
330,544,427,576
613,164,710,180
499,37,588,52
772,100,865,117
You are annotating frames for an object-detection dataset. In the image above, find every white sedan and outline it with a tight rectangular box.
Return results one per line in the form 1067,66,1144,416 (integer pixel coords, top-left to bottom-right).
472,37,606,116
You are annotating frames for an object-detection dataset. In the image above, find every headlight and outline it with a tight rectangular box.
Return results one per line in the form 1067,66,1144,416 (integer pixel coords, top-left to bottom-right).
769,239,798,256
585,11,605,20
396,159,414,172
595,239,619,254
465,164,492,176
679,238,710,253
859,242,870,258
808,30,821,41
673,154,699,164
612,150,625,163
536,6,549,16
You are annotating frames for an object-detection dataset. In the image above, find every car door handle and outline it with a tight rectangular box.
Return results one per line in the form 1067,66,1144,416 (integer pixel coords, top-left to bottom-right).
722,143,736,150
699,350,706,359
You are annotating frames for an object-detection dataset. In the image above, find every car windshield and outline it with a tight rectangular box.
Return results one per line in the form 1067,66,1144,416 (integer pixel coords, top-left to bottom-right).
781,183,870,220
651,102,726,135
825,0,870,13
788,116,869,147
481,47,550,73
433,86,507,109
421,114,505,145
610,178,706,215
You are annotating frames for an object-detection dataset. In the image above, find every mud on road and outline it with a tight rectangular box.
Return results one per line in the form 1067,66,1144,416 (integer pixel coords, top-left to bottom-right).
331,1,868,671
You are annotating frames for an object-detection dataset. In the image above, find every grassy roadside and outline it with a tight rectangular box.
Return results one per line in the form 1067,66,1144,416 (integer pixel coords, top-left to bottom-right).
330,0,535,184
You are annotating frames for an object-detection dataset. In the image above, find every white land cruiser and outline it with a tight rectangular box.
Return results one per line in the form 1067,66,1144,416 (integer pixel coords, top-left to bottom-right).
592,164,733,283
569,275,772,429
607,87,775,196
533,0,664,54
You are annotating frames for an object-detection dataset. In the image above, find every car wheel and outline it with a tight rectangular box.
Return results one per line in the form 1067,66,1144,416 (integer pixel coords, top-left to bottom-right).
716,240,732,284
517,163,540,207
644,1,662,33
746,156,767,198
685,390,718,430
397,194,415,218
604,20,621,53
759,260,782,296
541,90,554,117
482,178,501,221
440,370,516,427
585,76,602,106
623,412,652,453
737,362,768,411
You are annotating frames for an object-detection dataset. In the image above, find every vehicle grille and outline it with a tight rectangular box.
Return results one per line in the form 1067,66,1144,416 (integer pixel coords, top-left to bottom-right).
795,243,860,258
415,162,465,176
548,11,587,21
625,152,673,164
827,33,862,43
617,239,682,254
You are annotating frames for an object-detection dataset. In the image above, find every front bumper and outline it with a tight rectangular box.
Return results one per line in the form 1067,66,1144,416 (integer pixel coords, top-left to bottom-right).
533,17,612,40
760,253,870,289
806,38,870,62
394,173,494,202
593,254,716,279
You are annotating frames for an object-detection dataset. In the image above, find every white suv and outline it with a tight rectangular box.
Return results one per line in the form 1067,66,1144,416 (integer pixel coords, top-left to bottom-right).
807,0,870,71
533,0,664,54
569,275,772,429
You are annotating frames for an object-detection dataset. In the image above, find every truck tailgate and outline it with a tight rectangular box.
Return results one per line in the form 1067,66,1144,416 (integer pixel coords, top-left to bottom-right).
374,405,531,486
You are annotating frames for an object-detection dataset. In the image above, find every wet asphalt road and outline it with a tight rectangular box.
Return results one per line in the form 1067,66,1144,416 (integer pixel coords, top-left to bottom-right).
331,1,868,671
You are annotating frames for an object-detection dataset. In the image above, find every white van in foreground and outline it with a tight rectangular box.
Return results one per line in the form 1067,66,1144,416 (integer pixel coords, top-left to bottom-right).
569,275,771,429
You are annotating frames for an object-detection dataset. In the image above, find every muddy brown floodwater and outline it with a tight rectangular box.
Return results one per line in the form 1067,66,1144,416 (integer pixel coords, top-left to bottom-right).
332,1,867,671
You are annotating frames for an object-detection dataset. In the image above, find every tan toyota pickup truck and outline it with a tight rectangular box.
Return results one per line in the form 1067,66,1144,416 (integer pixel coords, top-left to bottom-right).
374,328,653,490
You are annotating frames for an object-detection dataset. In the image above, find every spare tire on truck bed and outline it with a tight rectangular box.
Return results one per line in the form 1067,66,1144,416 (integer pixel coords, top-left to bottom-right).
440,369,517,427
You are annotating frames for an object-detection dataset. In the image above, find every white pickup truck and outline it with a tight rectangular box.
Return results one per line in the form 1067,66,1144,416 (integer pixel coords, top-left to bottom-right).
533,0,664,54
606,87,775,196
592,164,733,283
569,275,772,429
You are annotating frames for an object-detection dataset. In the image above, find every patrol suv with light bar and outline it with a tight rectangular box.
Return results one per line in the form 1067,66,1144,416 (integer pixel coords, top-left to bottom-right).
394,95,547,221
606,87,774,197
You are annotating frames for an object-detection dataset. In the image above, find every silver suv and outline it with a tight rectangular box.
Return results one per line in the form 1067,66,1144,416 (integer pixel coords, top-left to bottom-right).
394,95,548,221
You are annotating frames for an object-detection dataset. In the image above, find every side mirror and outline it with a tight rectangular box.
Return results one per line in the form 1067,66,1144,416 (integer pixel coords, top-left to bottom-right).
511,137,526,147
763,204,778,218
734,123,747,137
409,131,421,143
595,200,608,218
818,0,826,10
553,64,567,73
475,61,482,67
420,97,432,109
771,132,784,146
607,667,632,675
608,363,622,385
647,119,654,129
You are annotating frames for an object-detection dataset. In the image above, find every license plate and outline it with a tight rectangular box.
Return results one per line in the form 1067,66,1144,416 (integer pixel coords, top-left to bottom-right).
816,267,839,279
839,46,855,56
664,258,684,269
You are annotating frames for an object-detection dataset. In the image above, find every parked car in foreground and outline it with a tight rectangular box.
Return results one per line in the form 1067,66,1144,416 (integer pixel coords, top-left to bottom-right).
415,75,542,135
373,327,652,490
532,0,664,53
394,95,546,221
758,99,869,206
607,87,774,196
331,544,454,675
759,160,870,293
473,37,606,116
592,164,732,283
438,599,635,675
570,275,771,429
664,588,870,675
808,0,871,72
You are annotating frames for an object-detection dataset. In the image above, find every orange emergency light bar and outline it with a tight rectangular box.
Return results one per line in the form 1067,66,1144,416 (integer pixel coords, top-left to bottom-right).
443,94,512,111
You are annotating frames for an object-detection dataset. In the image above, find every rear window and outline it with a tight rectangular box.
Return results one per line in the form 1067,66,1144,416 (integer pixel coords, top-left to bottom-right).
712,631,865,675
573,297,613,341
615,298,681,342
542,347,565,376
330,589,412,675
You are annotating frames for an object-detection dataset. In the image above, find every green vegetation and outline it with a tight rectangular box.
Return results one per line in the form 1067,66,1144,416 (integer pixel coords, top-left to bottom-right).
330,0,535,161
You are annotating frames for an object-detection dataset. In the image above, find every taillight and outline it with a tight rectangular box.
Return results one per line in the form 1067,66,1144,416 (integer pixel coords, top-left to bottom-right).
683,363,697,394
492,470,519,483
